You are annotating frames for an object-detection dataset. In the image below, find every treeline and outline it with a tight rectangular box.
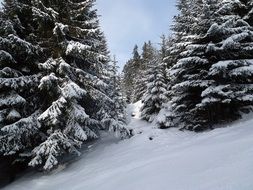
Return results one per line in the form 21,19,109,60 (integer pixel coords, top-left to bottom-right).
123,0,253,131
0,0,129,175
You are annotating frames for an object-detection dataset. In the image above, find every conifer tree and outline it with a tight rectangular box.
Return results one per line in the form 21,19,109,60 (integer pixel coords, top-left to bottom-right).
140,58,168,122
32,0,129,170
192,0,253,130
165,0,197,67
164,0,253,131
0,0,130,171
159,35,168,59
99,56,129,138
123,45,142,103
110,57,128,133
0,0,46,157
160,1,203,119
133,41,157,102
245,1,253,25
166,0,220,131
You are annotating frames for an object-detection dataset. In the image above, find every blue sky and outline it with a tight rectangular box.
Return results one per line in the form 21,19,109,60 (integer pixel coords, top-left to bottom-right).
96,0,177,69
0,0,178,69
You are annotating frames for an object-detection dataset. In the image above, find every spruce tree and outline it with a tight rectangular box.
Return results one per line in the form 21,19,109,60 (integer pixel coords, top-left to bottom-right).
194,0,253,130
122,45,142,103
0,0,46,157
31,0,129,170
140,58,168,122
133,41,157,102
111,57,128,133
245,1,253,25
157,0,202,129
159,35,168,59
164,0,253,131
99,56,129,138
165,0,198,66
0,0,130,171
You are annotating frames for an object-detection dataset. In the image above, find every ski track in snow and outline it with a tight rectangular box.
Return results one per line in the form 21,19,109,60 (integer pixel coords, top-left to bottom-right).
4,101,253,190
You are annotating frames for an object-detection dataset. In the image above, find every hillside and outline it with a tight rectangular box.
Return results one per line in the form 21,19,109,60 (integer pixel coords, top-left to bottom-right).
4,102,253,190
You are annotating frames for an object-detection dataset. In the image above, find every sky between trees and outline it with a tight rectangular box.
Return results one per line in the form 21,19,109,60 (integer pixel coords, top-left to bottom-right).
96,0,177,70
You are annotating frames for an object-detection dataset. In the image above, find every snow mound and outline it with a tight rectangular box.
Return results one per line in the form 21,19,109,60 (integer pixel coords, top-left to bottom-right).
4,102,253,190
126,101,143,121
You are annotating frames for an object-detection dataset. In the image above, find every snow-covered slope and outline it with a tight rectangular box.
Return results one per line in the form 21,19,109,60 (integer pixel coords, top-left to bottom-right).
4,102,253,190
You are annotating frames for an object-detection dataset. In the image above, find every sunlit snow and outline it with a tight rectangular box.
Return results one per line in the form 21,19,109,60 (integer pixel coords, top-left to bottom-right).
4,102,253,190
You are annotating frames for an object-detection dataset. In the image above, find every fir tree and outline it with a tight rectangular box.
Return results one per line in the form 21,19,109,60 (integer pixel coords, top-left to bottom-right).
159,34,168,59
193,0,253,130
0,0,46,157
167,0,221,131
245,1,253,25
122,45,142,103
164,0,253,131
109,57,128,135
160,1,204,126
0,0,130,171
140,58,168,122
133,41,157,102
99,56,129,138
31,0,129,170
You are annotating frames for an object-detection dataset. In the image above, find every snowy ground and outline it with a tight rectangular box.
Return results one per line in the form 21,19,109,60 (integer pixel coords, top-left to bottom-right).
4,102,253,190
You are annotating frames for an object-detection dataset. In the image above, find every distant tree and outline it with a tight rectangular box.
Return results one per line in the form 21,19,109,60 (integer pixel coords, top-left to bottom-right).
100,56,129,138
133,41,157,103
123,45,142,103
159,34,168,59
141,58,168,122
